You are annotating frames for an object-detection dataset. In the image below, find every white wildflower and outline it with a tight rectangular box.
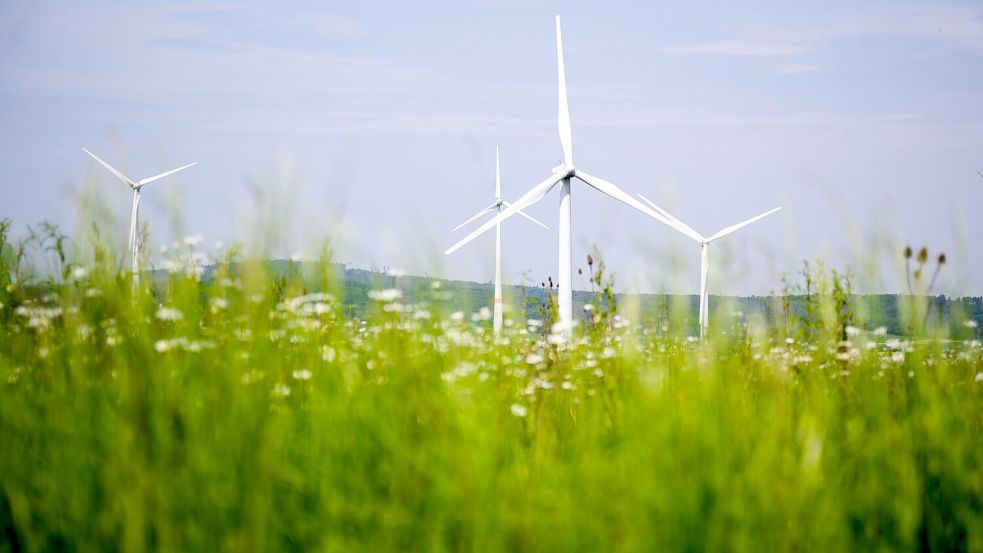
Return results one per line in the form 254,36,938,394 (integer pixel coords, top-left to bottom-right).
547,331,567,345
964,320,979,329
71,266,88,280
873,326,887,336
450,311,464,322
154,340,169,353
272,384,291,397
322,346,336,362
845,326,860,337
975,372,983,382
183,234,203,247
292,369,312,380
383,302,409,313
601,346,615,359
525,353,544,364
891,351,905,363
510,403,527,418
155,307,183,322
368,288,402,302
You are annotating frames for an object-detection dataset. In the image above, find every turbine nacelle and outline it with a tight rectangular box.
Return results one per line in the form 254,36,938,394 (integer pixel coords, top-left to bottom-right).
552,163,575,178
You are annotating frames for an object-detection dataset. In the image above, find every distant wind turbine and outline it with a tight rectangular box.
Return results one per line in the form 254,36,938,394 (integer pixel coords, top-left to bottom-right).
450,146,548,334
445,16,676,334
637,194,780,337
82,148,197,277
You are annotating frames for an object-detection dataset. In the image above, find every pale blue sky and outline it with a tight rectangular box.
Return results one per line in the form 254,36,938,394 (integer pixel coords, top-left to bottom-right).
1,1,981,295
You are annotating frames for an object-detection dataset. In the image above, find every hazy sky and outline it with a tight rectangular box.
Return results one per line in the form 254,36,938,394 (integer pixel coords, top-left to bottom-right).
1,1,981,296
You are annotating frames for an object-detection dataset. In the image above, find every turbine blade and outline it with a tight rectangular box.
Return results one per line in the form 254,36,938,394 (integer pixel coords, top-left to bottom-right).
502,201,550,229
445,173,562,255
637,193,705,242
555,15,573,165
573,169,678,230
137,162,198,187
82,148,136,187
707,207,781,242
495,146,502,200
451,202,499,232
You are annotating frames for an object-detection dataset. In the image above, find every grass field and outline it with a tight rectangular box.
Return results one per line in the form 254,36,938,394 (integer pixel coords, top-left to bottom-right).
1,223,981,551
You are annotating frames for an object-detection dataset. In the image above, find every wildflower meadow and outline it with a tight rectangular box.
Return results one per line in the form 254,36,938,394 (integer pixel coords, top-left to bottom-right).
0,220,981,551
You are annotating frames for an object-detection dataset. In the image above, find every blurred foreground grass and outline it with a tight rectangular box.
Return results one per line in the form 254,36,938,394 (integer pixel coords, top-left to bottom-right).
0,221,981,552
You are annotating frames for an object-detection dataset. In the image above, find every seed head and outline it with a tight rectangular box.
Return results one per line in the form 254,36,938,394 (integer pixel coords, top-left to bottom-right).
937,253,946,265
904,246,912,259
918,247,928,264
587,254,594,267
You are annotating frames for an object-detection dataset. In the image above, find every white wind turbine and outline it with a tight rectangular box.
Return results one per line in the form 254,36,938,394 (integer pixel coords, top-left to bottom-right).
637,193,780,337
82,148,197,276
450,146,549,334
444,16,676,333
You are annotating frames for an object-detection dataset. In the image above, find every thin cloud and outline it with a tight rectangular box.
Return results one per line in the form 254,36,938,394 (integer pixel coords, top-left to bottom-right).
663,6,983,59
661,41,807,57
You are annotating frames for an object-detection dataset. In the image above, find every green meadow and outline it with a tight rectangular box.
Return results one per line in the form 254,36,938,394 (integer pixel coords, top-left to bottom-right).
1,220,981,552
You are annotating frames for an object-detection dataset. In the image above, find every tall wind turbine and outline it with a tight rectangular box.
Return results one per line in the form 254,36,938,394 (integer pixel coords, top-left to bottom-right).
450,146,548,333
83,148,197,276
637,193,780,337
444,16,675,333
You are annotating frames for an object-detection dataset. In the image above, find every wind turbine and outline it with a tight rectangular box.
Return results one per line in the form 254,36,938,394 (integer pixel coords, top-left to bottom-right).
444,16,676,333
450,146,548,333
82,148,197,276
637,193,780,337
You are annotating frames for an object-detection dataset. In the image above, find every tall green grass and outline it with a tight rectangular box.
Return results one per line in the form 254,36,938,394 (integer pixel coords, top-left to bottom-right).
0,220,981,551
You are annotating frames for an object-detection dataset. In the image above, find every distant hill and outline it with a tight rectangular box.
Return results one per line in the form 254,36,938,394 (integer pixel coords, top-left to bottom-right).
148,260,983,338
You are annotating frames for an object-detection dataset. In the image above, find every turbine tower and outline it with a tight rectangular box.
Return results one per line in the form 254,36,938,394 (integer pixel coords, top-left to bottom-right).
445,16,676,334
83,148,197,277
637,194,780,337
450,147,548,333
